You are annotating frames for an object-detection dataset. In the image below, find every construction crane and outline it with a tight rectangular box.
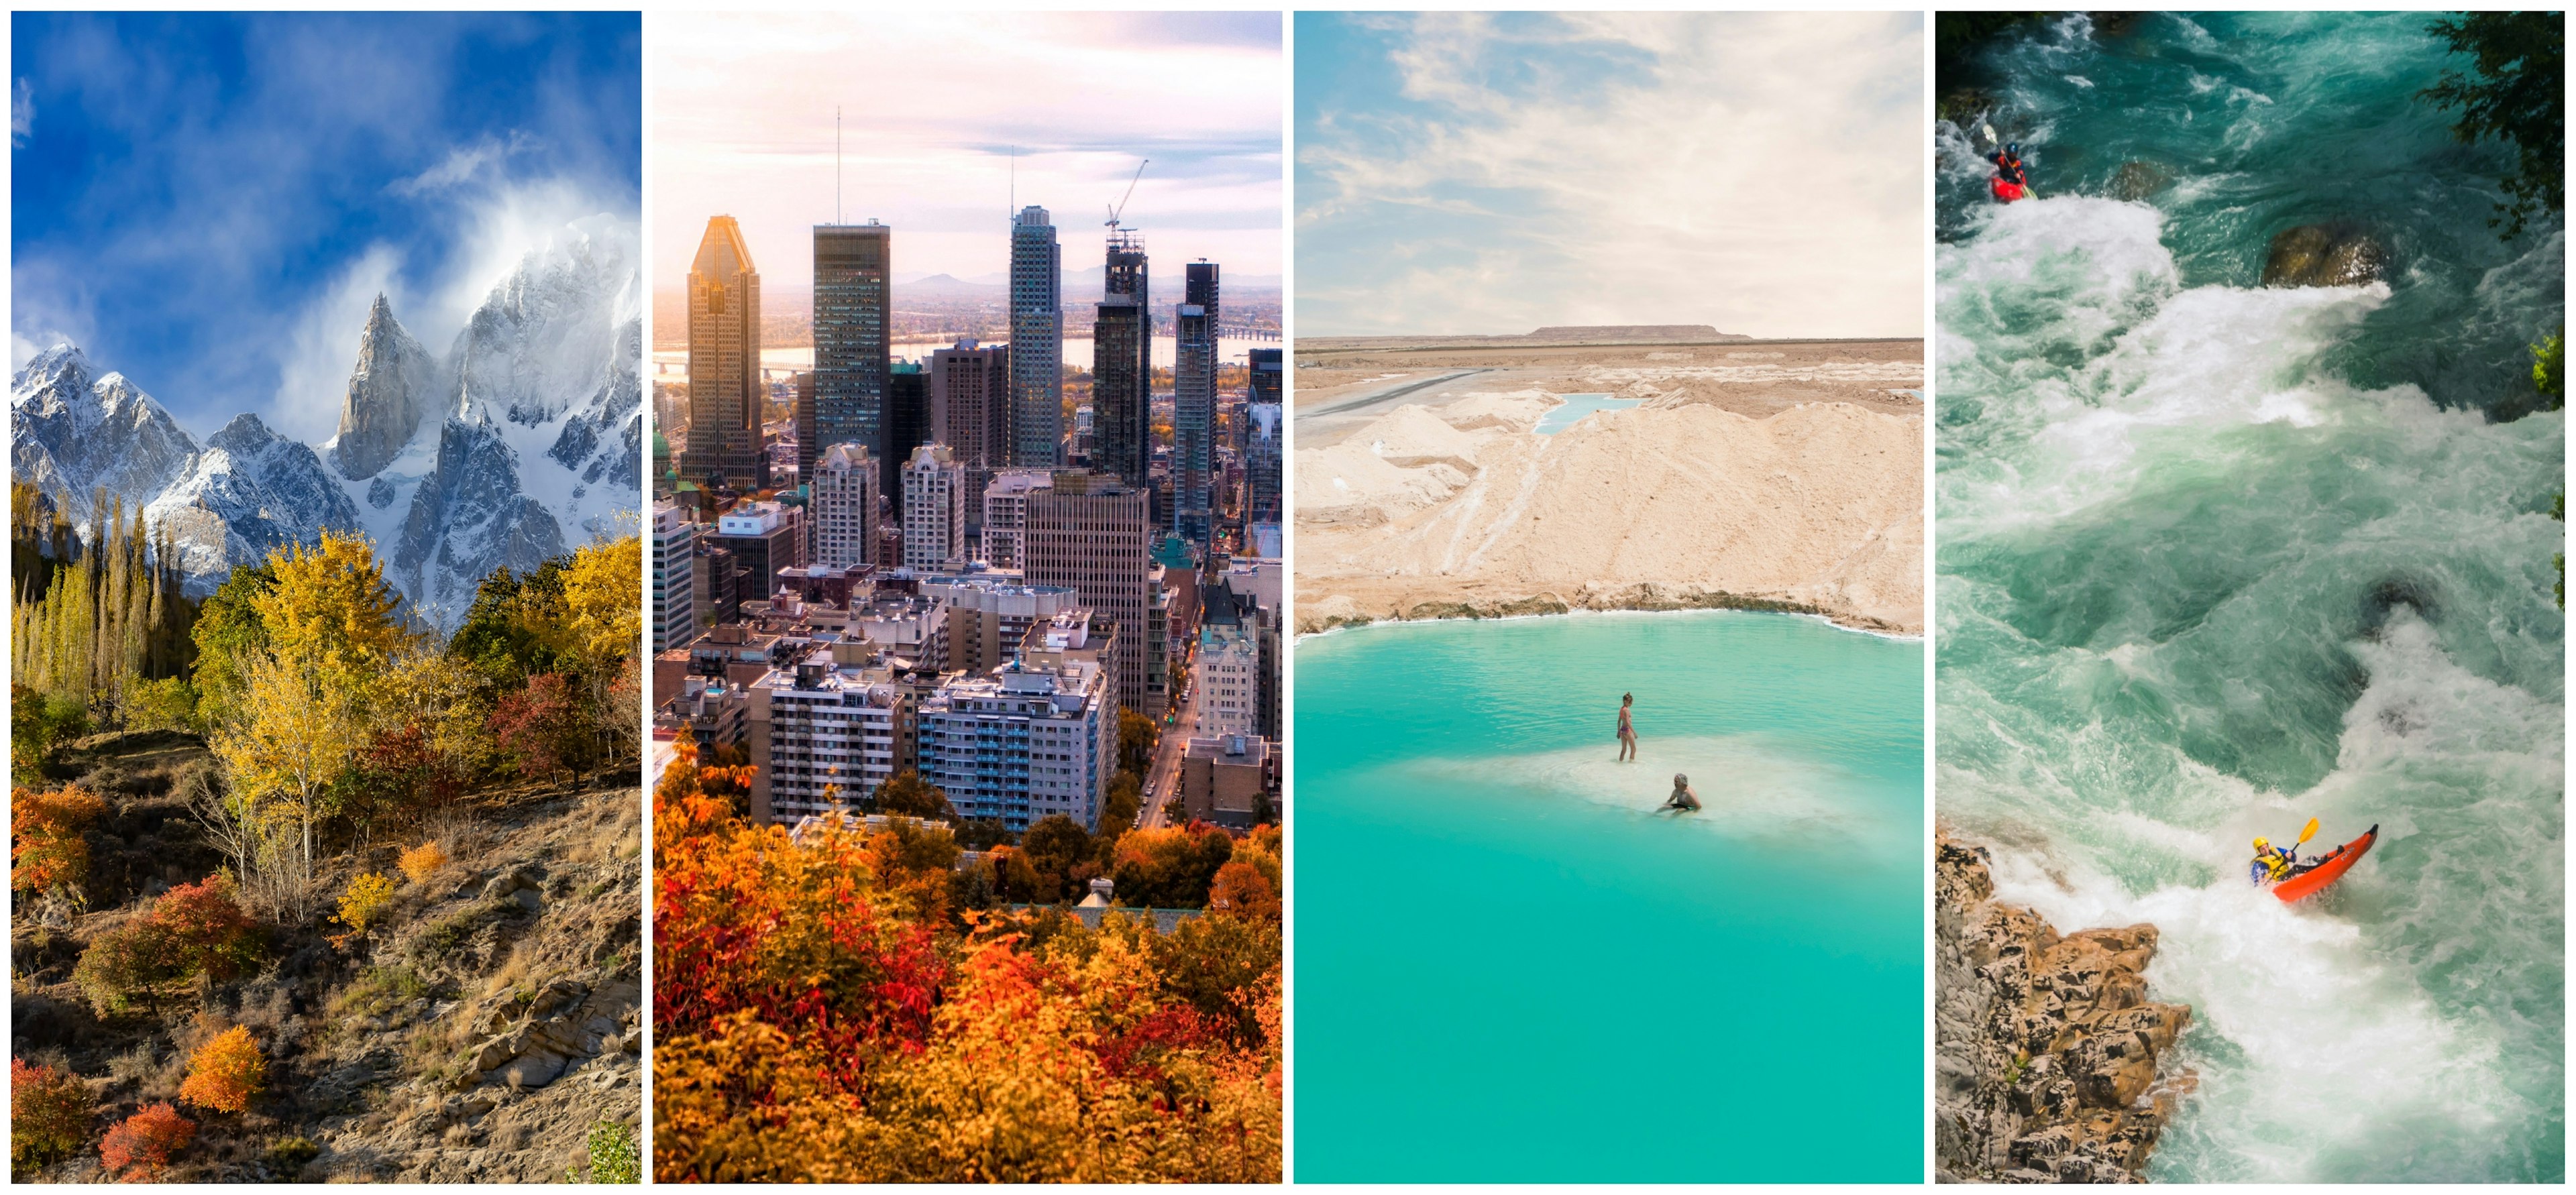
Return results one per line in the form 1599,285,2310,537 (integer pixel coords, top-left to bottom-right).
1105,158,1149,233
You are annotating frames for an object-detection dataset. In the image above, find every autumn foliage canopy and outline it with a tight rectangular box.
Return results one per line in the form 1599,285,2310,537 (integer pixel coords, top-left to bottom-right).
176,1026,266,1114
11,784,107,897
651,738,1282,1182
98,1102,194,1181
11,1058,93,1170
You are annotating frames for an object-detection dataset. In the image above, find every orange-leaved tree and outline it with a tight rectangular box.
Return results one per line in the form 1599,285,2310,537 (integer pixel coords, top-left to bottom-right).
98,1103,194,1181
11,784,107,900
11,1058,93,1170
176,1026,265,1113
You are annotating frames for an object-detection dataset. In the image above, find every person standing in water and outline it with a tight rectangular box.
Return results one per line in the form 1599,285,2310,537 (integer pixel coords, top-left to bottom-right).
1660,773,1702,813
1617,692,1638,761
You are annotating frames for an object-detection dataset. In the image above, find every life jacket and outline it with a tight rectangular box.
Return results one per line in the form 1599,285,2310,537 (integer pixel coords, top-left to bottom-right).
2255,846,2295,882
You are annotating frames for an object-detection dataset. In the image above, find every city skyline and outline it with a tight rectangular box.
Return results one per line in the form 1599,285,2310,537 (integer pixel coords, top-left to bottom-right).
651,11,1283,297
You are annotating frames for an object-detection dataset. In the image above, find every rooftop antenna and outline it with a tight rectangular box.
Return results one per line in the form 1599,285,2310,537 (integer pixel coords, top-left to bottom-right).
1105,157,1149,235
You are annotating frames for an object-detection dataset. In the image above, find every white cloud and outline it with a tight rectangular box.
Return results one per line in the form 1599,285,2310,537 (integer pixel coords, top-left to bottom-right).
11,78,32,148
388,130,537,197
1302,12,1923,339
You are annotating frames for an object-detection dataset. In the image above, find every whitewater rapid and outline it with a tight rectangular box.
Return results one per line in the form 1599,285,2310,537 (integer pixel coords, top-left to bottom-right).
1937,25,2565,1174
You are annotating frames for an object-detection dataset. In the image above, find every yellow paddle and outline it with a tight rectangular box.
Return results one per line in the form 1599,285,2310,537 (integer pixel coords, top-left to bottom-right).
2297,817,2320,848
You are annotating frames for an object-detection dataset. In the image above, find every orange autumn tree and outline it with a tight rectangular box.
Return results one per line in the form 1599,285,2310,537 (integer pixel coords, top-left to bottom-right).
99,1103,194,1180
176,1026,265,1113
652,738,1281,1182
11,784,107,900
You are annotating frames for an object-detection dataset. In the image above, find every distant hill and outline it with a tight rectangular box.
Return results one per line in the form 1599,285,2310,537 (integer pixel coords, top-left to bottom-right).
1527,325,1747,341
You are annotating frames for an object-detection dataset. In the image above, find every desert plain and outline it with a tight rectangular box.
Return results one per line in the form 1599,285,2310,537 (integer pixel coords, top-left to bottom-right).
1293,331,1925,635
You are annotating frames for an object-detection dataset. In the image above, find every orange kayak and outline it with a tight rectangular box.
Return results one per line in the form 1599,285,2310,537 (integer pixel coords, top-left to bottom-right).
2273,824,2377,903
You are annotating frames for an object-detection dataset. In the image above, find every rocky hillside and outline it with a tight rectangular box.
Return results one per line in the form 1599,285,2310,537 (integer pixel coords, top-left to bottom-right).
1934,831,2192,1183
11,731,641,1182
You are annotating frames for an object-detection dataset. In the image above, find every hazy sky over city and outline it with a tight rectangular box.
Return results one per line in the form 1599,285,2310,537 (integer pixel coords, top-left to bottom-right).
654,12,1284,295
1296,11,1923,339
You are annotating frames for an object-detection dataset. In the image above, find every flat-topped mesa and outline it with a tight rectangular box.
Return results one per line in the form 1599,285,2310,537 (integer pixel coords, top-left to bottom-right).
1524,325,1748,341
1935,831,2194,1184
333,293,437,480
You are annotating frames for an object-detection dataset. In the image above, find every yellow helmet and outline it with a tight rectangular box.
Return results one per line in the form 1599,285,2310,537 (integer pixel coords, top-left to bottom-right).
2252,837,2271,852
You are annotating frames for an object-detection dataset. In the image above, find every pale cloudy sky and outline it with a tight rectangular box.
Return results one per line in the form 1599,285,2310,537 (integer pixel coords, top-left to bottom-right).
1295,11,1923,338
653,11,1284,292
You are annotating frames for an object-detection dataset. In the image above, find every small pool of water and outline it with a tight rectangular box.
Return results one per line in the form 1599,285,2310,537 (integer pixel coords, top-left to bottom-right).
1532,392,1640,434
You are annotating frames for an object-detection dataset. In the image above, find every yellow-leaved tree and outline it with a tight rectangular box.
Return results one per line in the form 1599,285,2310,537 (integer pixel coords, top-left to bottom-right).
209,532,413,910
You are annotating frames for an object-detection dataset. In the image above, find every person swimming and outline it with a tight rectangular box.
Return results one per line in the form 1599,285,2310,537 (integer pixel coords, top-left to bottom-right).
1617,692,1638,762
1659,773,1701,813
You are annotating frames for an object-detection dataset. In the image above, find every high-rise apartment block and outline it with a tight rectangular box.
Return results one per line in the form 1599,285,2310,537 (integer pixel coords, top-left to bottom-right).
812,222,890,490
810,443,878,570
1173,262,1219,545
652,501,700,652
1008,207,1063,467
1248,347,1283,524
1091,233,1152,490
901,444,967,570
1195,584,1262,738
682,216,764,491
979,468,1053,569
751,651,910,826
929,339,1010,526
1022,471,1155,714
916,645,1114,833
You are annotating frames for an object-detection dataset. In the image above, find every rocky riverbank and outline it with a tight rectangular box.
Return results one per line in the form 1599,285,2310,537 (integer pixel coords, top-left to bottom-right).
1934,832,2193,1183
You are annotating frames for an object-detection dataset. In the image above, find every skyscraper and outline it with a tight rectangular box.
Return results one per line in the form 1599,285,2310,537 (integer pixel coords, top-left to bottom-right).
682,215,764,491
929,339,1011,527
1023,471,1154,714
888,362,928,500
810,442,878,570
652,501,700,652
1247,347,1283,525
1173,261,1219,545
901,444,967,570
1091,232,1152,491
812,221,891,491
1008,207,1063,467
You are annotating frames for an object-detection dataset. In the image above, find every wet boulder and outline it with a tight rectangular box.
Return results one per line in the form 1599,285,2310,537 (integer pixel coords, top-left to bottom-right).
2109,161,2173,201
2261,223,2386,288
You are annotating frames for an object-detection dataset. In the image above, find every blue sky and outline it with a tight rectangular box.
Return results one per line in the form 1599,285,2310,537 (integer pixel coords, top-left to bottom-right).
653,11,1282,296
11,12,642,441
1295,11,1922,338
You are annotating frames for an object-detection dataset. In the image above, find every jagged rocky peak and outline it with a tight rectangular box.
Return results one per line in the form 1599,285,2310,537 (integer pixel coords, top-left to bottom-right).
333,293,439,480
452,215,642,428
10,341,202,530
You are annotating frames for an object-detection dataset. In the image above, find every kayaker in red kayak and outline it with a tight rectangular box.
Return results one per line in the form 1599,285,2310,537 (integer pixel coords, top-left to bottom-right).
1990,141,2031,203
2249,834,2303,884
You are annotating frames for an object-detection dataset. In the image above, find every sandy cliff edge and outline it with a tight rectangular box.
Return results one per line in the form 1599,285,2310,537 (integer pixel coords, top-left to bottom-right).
1294,390,1925,635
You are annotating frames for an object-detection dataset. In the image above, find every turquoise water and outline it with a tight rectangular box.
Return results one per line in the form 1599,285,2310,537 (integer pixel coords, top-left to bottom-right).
1294,611,1923,1182
1939,13,2563,1182
1532,392,1640,434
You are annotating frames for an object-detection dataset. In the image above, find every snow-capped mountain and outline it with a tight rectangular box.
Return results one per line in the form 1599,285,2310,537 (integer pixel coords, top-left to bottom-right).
9,216,643,630
11,347,201,529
